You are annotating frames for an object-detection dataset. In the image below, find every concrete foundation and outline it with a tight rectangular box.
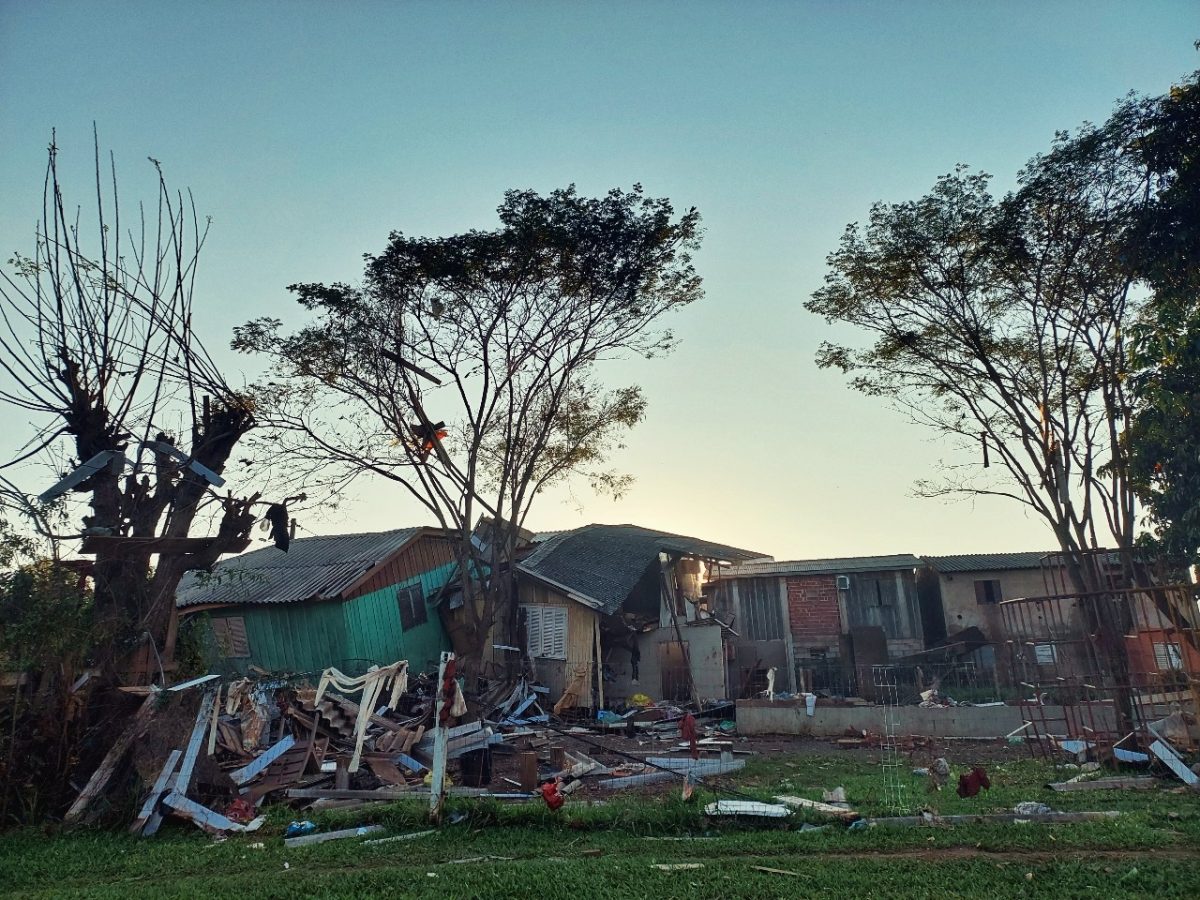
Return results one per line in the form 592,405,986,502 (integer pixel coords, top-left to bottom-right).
736,698,1115,739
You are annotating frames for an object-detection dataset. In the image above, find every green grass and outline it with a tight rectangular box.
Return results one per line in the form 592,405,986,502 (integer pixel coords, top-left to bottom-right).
3,754,1198,898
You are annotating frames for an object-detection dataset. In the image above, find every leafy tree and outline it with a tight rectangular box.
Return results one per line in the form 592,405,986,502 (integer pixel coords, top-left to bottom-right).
236,185,702,679
806,107,1154,594
1125,70,1200,568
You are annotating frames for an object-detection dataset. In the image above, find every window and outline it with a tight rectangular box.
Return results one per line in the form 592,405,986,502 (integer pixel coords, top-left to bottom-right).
211,616,249,658
524,605,567,660
974,579,1003,604
1154,641,1183,671
397,583,427,630
1033,643,1057,665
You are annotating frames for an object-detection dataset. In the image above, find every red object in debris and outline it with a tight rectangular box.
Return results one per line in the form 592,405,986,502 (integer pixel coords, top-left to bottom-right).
680,713,699,760
225,797,257,824
541,779,565,811
956,766,991,798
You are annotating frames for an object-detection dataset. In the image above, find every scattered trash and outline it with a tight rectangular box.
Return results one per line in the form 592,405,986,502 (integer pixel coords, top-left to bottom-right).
286,821,317,838
704,800,790,818
1013,802,1053,816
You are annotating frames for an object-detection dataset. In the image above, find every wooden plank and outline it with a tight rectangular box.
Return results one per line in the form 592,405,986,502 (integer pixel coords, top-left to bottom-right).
129,749,182,835
64,695,156,824
1149,740,1199,787
518,751,539,791
774,795,859,820
229,735,296,786
285,786,523,800
173,690,218,797
284,824,386,848
1048,777,1161,792
206,685,221,756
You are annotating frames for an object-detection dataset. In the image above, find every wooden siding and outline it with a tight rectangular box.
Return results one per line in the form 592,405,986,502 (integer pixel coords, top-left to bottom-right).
517,579,598,707
206,535,456,679
349,533,457,600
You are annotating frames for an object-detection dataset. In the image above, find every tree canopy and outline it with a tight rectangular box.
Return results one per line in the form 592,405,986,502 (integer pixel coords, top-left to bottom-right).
236,184,702,669
806,100,1157,588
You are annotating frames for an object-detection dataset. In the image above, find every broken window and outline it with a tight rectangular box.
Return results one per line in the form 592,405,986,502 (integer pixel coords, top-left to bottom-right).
210,616,250,658
397,583,427,630
524,604,567,660
1154,641,1183,671
974,579,1003,604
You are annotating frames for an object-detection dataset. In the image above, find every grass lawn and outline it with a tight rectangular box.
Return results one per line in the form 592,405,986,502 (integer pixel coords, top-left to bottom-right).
3,752,1199,898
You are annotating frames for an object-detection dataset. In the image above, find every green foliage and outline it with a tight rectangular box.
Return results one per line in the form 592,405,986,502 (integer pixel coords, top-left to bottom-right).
1125,72,1200,567
806,90,1171,572
0,558,93,671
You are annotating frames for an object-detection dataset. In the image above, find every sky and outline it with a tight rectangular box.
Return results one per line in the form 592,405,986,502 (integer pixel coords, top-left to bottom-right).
0,1,1196,561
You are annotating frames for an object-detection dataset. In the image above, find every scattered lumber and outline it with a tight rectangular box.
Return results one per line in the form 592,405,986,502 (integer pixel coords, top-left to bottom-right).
64,694,157,824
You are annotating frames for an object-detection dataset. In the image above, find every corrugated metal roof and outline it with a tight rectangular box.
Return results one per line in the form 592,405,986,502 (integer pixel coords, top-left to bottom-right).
176,527,429,608
725,554,923,578
518,524,769,614
921,552,1057,573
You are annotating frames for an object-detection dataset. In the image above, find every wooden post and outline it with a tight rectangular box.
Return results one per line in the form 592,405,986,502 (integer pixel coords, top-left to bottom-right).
518,751,539,791
550,745,566,771
429,651,454,822
594,617,605,712
335,755,351,790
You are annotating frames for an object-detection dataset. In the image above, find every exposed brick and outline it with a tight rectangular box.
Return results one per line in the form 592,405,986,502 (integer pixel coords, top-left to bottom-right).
786,575,841,641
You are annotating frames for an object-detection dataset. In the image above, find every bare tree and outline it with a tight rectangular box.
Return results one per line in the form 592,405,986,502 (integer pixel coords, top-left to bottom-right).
235,185,702,679
0,133,263,676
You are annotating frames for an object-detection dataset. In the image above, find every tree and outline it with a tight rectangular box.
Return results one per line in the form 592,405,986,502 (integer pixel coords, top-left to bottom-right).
0,134,263,676
235,185,702,678
1125,70,1200,568
805,104,1155,595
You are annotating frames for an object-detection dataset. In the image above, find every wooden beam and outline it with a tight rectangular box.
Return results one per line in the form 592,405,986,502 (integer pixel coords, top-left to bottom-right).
64,694,156,824
229,734,295,786
1049,777,1161,792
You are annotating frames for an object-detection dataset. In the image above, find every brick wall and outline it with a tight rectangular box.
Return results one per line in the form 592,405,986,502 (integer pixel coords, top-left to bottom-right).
786,575,842,654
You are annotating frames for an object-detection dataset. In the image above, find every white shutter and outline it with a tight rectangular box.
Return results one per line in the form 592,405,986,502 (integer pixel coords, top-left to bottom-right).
523,605,567,660
546,607,567,660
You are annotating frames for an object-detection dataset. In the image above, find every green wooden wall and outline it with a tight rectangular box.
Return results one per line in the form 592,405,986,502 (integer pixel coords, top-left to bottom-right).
209,561,455,679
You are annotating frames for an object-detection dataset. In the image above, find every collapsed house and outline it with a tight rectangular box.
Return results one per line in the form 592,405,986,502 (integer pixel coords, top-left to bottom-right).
511,524,769,710
175,528,458,677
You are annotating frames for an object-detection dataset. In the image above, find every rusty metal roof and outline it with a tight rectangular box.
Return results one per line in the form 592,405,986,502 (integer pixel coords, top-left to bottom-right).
175,527,429,608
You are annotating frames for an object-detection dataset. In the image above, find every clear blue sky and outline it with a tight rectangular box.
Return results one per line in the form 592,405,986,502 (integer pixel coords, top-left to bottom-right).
1,1,1196,559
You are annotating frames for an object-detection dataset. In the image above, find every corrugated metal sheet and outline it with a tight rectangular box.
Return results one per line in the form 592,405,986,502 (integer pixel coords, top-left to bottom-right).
176,527,429,608
922,552,1055,573
726,554,923,578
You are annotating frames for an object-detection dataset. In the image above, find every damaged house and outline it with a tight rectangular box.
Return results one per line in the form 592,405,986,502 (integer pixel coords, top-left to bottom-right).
512,524,769,710
175,527,458,677
717,555,928,697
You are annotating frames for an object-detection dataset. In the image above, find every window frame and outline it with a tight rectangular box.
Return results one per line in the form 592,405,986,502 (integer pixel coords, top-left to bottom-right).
397,582,428,630
523,604,568,660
